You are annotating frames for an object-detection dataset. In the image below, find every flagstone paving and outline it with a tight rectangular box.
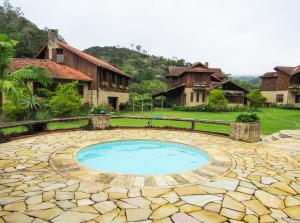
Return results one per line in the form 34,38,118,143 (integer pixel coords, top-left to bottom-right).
0,129,299,222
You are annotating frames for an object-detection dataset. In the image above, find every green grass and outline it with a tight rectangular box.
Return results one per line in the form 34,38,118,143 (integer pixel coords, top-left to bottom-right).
47,120,89,131
1,126,28,136
112,108,300,135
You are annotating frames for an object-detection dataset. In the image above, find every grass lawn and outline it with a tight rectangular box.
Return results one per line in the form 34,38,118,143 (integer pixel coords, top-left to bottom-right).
47,120,89,131
112,108,300,135
1,126,28,136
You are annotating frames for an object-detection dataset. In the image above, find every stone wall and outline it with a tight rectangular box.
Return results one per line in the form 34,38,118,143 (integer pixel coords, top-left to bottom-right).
184,88,207,106
230,122,260,143
90,115,110,130
261,90,295,104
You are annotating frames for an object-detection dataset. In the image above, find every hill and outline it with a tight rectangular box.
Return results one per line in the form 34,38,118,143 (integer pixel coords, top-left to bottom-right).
0,0,48,58
84,46,190,94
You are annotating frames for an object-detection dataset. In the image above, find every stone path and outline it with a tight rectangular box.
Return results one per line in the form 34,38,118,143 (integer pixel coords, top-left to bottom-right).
0,129,299,222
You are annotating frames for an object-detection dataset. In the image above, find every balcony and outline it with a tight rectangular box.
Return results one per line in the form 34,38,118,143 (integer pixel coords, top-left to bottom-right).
193,82,206,91
290,84,300,89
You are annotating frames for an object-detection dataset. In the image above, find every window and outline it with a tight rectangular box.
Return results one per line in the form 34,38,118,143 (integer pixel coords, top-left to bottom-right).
202,93,206,102
33,82,43,96
190,92,194,102
33,82,57,96
56,48,64,63
196,93,200,102
276,94,284,103
77,85,84,97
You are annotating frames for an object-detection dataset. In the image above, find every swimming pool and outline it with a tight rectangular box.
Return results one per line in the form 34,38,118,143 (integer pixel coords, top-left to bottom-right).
76,140,209,175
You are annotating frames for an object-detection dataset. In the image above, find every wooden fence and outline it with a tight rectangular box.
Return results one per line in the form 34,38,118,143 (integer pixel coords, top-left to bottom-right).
0,115,230,142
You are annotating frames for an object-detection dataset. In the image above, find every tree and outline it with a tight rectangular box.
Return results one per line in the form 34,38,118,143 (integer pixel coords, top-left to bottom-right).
208,89,228,110
0,34,50,118
136,45,142,52
247,89,267,107
48,82,81,117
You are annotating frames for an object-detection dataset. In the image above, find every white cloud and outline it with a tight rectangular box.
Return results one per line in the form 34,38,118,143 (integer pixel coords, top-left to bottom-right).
6,0,300,76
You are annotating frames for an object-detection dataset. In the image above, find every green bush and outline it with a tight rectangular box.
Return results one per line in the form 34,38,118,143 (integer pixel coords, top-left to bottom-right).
236,112,259,122
208,89,228,110
49,82,81,117
90,104,110,114
172,104,258,112
3,103,27,121
247,89,267,107
274,103,300,110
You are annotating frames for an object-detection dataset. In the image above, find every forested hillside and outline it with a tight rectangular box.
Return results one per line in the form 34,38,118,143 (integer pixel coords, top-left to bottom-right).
84,46,190,94
0,0,48,57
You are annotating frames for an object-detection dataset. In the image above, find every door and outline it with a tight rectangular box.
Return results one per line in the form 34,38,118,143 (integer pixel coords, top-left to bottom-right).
108,97,118,111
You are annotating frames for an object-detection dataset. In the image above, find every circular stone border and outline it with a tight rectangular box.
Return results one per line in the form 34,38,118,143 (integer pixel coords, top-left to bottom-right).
50,137,235,188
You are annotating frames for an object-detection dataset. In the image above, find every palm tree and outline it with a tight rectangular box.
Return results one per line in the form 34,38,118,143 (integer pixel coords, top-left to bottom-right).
0,34,51,118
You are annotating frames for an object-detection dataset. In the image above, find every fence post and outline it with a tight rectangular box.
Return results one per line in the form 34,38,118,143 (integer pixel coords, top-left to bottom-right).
191,121,195,131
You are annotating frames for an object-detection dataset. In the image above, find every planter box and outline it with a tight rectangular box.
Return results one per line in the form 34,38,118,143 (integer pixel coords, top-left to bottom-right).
230,122,260,143
90,114,110,130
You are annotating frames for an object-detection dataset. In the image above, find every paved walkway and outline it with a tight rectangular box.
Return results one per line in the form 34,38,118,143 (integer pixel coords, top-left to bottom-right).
0,129,299,223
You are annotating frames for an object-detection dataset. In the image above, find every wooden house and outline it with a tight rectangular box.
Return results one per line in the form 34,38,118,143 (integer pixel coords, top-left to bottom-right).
153,62,249,107
260,65,300,105
6,29,132,111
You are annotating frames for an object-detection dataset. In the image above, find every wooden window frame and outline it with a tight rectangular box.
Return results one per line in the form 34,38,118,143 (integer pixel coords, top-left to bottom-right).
276,94,284,103
190,92,194,102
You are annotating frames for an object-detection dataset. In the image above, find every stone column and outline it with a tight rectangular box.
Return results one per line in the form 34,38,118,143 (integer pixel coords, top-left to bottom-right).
230,122,260,143
90,114,111,130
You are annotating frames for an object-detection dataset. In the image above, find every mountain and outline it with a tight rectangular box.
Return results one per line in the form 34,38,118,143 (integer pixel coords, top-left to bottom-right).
0,0,48,58
84,46,189,83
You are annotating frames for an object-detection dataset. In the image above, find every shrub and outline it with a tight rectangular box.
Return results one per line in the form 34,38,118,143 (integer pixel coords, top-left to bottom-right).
208,89,228,110
119,102,129,111
236,112,259,122
172,104,258,112
275,103,300,110
3,103,27,121
90,104,110,114
247,89,267,107
49,82,81,117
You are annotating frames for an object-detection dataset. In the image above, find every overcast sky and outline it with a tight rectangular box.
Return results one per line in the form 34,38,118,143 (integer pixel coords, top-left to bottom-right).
6,0,300,76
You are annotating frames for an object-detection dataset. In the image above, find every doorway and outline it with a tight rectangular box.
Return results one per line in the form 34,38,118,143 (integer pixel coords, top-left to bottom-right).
108,97,118,111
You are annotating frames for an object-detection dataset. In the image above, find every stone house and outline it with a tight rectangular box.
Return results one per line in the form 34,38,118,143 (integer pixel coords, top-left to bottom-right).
260,65,300,105
153,62,249,107
3,29,132,111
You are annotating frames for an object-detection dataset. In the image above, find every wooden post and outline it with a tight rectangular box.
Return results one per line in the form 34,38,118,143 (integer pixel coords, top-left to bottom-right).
191,121,195,130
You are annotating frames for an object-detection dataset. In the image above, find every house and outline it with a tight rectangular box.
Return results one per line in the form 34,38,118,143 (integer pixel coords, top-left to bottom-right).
6,29,132,111
260,65,300,104
153,62,249,107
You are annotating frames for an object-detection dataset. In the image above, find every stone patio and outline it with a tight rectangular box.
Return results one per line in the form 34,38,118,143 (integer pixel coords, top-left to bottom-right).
0,129,299,223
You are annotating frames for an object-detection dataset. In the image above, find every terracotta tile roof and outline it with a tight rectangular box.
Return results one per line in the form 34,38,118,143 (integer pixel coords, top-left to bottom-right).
259,72,277,78
275,65,300,76
58,41,132,79
10,58,92,81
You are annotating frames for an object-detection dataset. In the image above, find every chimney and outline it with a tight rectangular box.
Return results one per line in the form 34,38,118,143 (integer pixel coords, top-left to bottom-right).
205,62,209,68
48,29,59,60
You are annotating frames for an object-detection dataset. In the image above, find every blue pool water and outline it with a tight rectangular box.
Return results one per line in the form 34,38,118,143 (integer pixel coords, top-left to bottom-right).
76,140,209,175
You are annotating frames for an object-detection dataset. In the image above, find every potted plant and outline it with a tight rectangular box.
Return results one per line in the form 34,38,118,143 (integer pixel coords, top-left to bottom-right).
230,112,260,142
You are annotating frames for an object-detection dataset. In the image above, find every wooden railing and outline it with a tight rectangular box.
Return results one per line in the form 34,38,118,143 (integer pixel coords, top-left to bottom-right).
111,115,230,133
0,115,230,143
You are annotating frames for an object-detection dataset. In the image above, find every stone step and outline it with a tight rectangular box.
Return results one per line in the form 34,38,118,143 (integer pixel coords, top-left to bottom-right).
271,133,282,141
279,130,300,140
